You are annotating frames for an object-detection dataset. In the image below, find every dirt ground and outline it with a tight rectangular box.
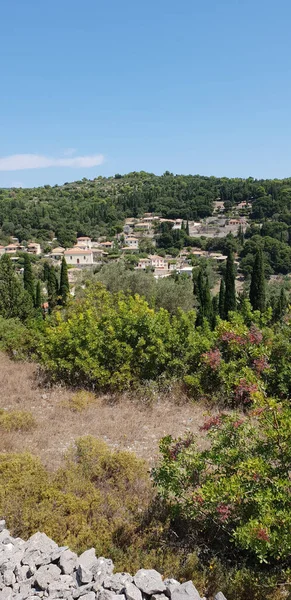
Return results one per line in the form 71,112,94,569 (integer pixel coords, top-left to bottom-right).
0,353,214,470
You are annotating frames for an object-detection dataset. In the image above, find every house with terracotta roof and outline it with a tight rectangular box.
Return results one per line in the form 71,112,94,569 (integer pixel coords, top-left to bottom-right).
27,242,41,255
64,247,94,266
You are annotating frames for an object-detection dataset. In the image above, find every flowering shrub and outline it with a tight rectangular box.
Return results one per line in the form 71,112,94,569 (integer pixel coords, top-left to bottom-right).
153,398,291,565
184,314,272,406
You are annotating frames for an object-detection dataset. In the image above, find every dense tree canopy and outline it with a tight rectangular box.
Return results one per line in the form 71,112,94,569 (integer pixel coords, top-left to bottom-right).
2,172,291,245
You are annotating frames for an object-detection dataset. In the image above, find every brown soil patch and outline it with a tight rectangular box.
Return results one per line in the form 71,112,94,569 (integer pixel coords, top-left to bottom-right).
0,353,214,470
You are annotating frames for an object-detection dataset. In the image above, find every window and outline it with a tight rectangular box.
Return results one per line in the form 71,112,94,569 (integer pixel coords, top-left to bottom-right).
70,256,72,260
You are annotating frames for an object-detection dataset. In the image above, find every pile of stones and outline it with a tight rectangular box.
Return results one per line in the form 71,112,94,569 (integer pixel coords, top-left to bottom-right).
0,521,227,600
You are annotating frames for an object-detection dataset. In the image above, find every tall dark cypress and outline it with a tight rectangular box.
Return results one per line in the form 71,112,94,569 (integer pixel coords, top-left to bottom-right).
224,251,236,317
35,280,42,309
59,257,69,305
23,253,35,304
237,224,244,246
219,279,226,319
195,267,213,325
211,295,219,329
249,248,266,313
47,267,59,312
186,220,190,236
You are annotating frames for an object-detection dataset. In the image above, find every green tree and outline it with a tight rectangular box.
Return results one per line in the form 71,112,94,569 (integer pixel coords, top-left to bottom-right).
237,224,244,246
195,267,212,325
23,254,35,304
218,279,226,319
249,248,266,313
186,220,190,236
35,280,42,309
224,251,236,317
47,267,59,312
59,257,69,305
0,254,33,320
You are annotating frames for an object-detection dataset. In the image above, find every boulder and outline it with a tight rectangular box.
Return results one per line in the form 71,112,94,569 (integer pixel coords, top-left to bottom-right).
59,550,78,575
171,581,201,600
92,558,114,585
34,564,61,590
134,570,166,596
103,573,133,593
214,594,228,600
164,579,180,597
124,582,142,600
0,587,12,600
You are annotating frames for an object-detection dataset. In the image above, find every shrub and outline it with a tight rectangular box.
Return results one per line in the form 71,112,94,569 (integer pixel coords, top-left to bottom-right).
0,410,36,432
63,391,97,412
153,398,291,566
37,284,205,390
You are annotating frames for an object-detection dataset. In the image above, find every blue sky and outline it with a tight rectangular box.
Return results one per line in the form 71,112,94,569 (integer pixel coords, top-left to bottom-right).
1,0,291,187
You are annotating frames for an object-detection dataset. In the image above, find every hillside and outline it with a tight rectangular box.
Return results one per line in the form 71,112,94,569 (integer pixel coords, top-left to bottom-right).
1,172,291,247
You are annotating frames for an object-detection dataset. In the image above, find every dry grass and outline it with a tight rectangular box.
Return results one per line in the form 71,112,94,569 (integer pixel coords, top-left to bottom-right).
0,352,215,470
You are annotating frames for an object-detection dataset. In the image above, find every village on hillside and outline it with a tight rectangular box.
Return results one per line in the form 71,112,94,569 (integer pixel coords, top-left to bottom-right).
0,200,251,285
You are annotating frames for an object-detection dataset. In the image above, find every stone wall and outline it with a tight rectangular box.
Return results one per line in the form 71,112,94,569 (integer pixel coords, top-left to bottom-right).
0,521,227,600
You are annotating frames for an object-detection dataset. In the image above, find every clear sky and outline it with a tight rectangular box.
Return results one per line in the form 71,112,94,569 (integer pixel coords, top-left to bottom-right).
1,0,291,187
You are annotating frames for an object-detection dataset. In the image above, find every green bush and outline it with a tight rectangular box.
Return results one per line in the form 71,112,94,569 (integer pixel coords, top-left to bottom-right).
153,398,291,566
37,284,207,390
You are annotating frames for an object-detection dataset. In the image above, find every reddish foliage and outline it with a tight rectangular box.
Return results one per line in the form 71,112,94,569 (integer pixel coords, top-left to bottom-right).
248,325,263,345
200,414,225,431
220,331,247,345
202,349,222,369
234,379,258,405
255,527,270,542
168,433,195,461
217,503,232,522
253,356,270,374
233,419,244,428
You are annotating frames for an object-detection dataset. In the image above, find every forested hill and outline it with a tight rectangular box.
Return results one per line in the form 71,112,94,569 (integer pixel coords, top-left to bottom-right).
1,171,291,246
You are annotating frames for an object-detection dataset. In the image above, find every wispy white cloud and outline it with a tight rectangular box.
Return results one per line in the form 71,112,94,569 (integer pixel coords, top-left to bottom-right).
0,153,104,171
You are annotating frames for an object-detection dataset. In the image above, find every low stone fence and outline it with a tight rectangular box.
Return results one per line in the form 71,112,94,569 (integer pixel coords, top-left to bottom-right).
0,521,227,600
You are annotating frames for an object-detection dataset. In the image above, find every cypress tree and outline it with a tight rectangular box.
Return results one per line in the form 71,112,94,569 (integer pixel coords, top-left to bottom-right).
274,287,287,321
211,295,219,329
224,251,236,317
43,261,50,282
47,266,59,312
195,267,213,324
249,248,266,312
219,278,226,319
35,280,42,309
186,220,190,236
237,224,244,246
59,257,69,305
23,254,35,304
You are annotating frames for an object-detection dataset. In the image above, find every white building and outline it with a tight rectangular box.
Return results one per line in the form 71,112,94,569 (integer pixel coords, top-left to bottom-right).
64,248,94,266
149,255,166,269
27,242,41,255
5,243,24,254
124,236,139,249
136,258,151,269
0,246,5,256
76,236,92,249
